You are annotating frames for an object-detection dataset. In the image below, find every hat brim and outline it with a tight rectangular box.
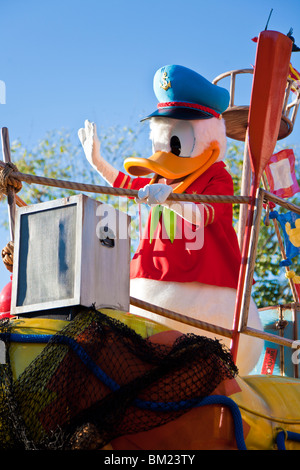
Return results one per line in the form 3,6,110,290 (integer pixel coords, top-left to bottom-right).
141,107,214,122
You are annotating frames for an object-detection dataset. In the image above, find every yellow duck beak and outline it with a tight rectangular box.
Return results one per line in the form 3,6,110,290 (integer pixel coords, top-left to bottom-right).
124,141,220,193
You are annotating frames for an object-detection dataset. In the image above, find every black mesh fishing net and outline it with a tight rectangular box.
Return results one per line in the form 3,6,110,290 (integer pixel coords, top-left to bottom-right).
0,307,238,450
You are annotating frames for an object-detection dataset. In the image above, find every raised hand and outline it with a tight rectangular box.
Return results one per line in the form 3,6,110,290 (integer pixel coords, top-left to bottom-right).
78,120,118,186
78,120,101,171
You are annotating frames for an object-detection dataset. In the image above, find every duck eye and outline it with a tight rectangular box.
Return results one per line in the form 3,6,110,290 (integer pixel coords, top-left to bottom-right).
170,135,181,156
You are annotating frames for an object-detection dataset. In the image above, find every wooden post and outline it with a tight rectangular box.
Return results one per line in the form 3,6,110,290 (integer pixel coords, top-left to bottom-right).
239,187,264,331
238,129,252,250
1,128,15,242
229,72,236,108
292,304,299,378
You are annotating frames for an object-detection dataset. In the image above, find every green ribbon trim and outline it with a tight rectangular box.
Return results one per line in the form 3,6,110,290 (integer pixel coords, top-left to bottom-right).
150,205,177,243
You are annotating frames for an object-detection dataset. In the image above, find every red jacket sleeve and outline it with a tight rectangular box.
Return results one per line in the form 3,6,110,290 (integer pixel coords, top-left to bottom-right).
113,171,151,191
186,163,234,227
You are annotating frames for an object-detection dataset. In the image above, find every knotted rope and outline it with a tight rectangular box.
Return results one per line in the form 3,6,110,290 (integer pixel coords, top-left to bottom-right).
0,162,22,204
1,241,14,273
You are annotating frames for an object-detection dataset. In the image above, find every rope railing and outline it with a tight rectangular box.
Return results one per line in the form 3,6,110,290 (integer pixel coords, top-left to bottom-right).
262,189,300,216
0,160,251,205
130,296,300,349
130,296,233,339
130,296,300,351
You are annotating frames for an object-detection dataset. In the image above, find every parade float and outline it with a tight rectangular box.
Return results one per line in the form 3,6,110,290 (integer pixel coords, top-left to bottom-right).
0,28,300,450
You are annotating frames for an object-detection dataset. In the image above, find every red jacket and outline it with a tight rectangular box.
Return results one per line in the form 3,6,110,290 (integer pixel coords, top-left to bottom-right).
114,162,241,289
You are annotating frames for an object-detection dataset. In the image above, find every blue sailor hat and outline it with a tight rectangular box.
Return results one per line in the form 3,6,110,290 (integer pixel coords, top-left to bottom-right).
142,64,230,121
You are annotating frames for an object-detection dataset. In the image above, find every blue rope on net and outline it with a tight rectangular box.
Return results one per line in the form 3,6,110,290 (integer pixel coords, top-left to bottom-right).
135,394,247,450
0,333,53,343
276,430,300,450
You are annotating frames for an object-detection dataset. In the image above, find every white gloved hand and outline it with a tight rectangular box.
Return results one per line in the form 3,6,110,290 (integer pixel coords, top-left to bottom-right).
137,183,202,226
136,183,173,205
78,120,101,170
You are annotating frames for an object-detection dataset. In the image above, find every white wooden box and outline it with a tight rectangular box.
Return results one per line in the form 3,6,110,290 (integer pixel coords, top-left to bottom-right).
11,194,131,315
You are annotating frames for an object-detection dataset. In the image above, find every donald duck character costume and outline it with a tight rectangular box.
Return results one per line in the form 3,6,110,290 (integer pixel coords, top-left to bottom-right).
79,65,262,376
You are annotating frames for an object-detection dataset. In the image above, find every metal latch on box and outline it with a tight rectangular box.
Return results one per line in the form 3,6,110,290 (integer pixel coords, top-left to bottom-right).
98,226,115,248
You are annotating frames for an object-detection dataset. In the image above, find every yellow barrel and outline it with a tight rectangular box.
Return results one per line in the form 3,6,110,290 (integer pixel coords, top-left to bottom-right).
233,375,300,450
7,309,169,380
7,317,69,380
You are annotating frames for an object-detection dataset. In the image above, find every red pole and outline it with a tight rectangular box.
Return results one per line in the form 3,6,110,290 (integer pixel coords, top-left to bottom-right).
230,178,257,363
230,30,292,363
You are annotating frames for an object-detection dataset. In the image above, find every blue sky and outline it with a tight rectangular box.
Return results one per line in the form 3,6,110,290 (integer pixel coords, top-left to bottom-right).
0,0,300,290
